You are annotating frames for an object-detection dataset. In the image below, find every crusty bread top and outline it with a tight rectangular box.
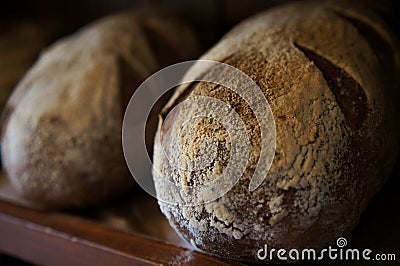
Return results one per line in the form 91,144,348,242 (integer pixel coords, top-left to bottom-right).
153,0,399,256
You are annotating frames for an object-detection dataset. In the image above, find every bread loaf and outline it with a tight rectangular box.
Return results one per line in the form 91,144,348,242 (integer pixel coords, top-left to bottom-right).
152,1,400,261
1,9,200,208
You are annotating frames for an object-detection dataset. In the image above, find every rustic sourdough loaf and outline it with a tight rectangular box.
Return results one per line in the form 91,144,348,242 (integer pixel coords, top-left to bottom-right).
1,9,200,208
153,1,400,261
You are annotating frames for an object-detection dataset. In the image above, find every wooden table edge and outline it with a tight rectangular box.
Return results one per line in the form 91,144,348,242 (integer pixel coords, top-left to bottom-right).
0,199,242,265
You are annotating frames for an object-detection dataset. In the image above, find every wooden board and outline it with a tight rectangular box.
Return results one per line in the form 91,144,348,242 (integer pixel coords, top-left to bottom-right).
0,187,244,265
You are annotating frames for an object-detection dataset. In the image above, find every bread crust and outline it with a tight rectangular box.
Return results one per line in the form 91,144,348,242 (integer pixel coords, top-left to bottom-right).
153,1,400,261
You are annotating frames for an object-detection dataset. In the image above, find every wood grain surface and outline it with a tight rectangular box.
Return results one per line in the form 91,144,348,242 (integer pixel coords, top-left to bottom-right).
0,196,242,265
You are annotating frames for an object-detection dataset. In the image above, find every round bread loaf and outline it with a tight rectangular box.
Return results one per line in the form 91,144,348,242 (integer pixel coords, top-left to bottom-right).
152,1,400,262
0,9,200,208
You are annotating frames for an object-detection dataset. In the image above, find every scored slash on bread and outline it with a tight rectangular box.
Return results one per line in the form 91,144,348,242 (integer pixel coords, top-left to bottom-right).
152,0,400,261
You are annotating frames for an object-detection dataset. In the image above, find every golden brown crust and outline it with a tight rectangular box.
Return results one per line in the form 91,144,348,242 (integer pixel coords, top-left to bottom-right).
153,1,400,261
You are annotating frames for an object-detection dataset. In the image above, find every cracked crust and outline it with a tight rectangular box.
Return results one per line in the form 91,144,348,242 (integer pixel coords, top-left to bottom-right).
0,9,200,208
153,1,400,262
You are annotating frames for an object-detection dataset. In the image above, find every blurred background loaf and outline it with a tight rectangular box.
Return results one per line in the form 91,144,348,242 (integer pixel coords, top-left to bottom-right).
0,8,201,208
